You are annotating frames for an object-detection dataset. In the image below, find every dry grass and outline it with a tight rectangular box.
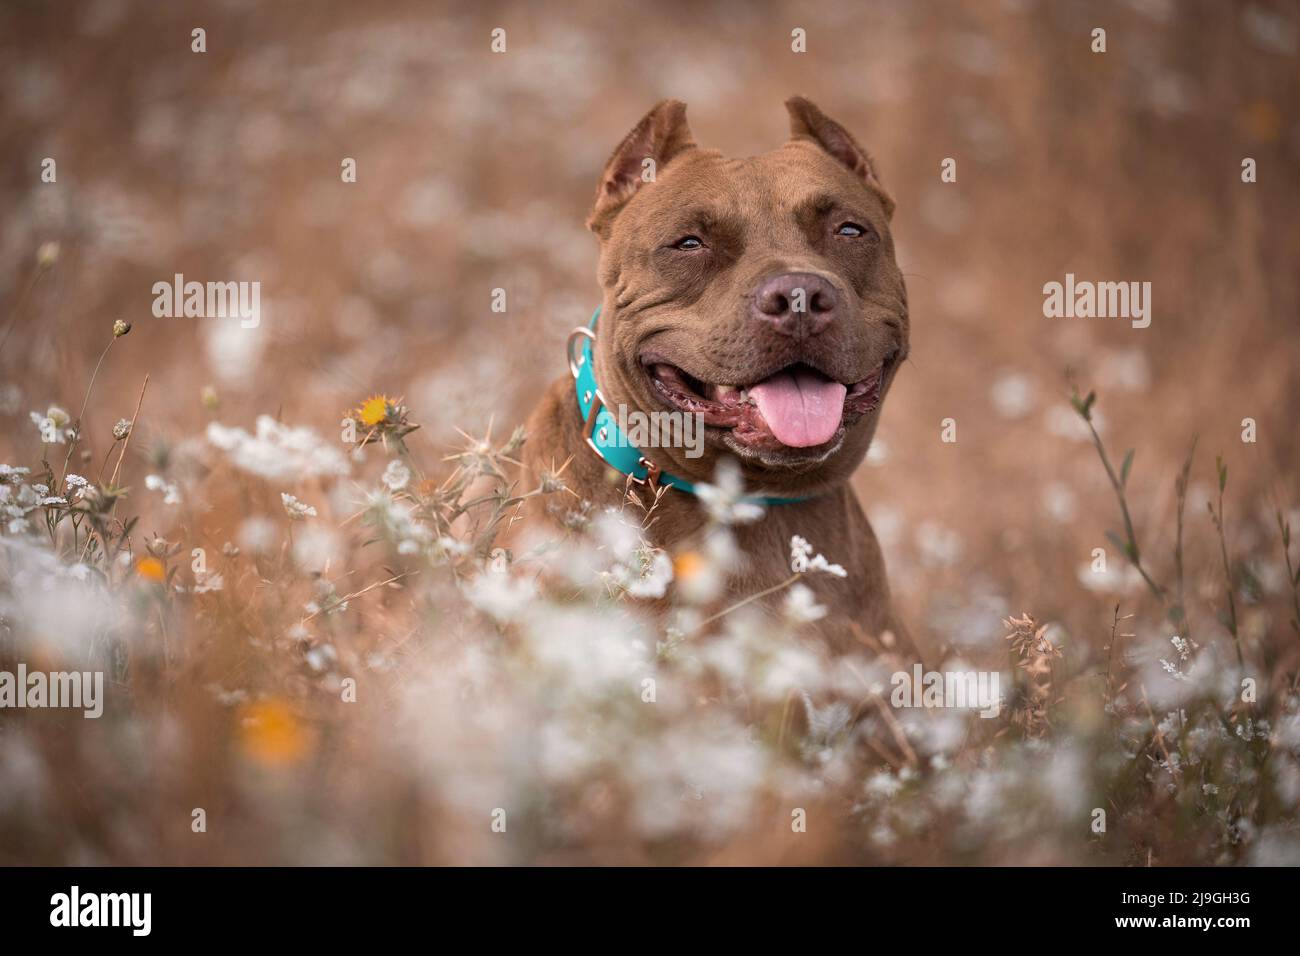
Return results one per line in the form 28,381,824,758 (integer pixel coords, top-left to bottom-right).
2,0,1299,865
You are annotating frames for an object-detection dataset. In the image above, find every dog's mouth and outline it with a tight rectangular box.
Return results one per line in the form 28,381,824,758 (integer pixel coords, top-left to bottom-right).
642,352,896,451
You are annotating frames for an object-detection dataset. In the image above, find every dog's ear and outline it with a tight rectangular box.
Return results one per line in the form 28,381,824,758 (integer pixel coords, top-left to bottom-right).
785,96,895,219
587,99,696,235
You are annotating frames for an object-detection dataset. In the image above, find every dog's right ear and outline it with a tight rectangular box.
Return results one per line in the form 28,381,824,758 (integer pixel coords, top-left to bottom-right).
587,99,696,236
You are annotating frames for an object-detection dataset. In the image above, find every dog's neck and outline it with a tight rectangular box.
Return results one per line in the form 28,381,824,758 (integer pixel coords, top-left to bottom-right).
566,312,812,508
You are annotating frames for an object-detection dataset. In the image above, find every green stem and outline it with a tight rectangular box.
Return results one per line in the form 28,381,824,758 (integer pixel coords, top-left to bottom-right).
1084,415,1164,600
60,336,116,486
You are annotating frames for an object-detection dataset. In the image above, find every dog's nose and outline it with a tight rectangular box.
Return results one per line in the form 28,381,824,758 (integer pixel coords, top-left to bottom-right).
750,272,839,336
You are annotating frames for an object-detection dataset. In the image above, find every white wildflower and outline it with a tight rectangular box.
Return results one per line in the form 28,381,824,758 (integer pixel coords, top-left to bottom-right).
64,474,89,500
382,458,411,491
523,603,652,697
464,571,537,623
280,492,317,520
192,571,224,594
207,415,349,481
789,535,847,577
695,459,765,525
865,769,904,799
593,510,643,564
145,474,181,505
30,406,71,444
12,485,41,513
783,583,827,622
363,490,434,555
1159,658,1188,682
0,536,123,657
304,643,338,674
1156,710,1185,738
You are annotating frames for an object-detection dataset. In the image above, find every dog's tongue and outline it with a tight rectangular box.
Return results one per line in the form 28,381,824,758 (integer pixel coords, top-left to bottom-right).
748,369,847,447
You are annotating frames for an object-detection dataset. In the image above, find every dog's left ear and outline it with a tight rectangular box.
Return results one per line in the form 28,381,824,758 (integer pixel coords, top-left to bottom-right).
785,96,895,219
588,99,697,236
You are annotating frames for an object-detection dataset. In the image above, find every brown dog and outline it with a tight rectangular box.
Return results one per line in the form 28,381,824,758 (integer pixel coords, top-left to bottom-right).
522,97,909,653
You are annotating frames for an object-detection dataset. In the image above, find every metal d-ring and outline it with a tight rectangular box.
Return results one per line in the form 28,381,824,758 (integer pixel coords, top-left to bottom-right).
566,326,596,380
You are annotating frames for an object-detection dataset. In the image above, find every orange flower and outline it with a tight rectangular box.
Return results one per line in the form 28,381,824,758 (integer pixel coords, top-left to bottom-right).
237,698,311,767
135,557,165,582
673,550,705,581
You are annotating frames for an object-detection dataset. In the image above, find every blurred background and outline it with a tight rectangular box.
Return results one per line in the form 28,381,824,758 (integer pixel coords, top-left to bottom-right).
1,0,1299,863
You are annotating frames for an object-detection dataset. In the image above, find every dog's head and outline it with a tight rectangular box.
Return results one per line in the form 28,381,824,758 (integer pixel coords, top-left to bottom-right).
586,97,908,495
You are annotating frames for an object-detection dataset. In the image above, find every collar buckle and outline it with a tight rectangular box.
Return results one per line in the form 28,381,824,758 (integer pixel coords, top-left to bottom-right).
566,326,596,381
635,455,661,488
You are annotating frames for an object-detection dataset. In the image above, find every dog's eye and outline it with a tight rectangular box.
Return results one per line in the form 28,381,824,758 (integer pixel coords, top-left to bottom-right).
672,235,704,251
835,222,866,238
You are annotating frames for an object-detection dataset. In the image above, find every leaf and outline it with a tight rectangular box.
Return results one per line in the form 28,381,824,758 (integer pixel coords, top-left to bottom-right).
1070,390,1097,421
1216,454,1227,493
1120,448,1135,487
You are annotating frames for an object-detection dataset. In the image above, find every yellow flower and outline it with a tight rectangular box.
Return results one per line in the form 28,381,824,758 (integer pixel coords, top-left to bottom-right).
237,698,311,767
135,557,166,582
356,395,391,427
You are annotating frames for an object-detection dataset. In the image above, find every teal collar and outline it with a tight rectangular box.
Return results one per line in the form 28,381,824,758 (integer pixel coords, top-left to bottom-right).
565,308,809,506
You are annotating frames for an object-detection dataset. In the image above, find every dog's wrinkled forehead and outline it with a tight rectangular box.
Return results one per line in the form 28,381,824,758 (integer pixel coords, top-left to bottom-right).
625,144,888,249
588,96,895,243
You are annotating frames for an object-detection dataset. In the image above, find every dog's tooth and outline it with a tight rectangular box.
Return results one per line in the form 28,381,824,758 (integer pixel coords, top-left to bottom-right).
714,384,739,398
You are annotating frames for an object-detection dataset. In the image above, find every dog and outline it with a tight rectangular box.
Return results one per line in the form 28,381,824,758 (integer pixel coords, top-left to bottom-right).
521,97,910,654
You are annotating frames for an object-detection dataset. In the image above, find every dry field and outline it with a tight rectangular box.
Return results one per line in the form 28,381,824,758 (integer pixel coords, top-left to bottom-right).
1,0,1299,865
